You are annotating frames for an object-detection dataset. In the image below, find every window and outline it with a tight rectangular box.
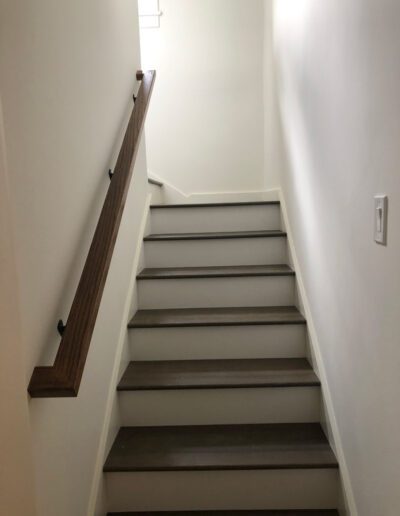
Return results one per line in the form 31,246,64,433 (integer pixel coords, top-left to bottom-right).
138,0,162,29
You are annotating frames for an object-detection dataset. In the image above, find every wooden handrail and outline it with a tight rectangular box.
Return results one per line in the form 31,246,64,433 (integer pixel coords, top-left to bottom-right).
28,70,156,398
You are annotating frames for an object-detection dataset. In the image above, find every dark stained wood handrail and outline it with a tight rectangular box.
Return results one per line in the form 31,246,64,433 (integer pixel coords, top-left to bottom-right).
28,70,156,398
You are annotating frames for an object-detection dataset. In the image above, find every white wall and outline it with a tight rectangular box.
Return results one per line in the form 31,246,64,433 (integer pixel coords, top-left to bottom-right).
140,0,269,195
273,1,400,514
263,0,281,191
0,1,148,515
0,95,37,516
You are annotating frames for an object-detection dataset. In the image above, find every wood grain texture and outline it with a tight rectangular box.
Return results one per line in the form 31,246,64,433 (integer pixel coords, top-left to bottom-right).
129,306,306,329
144,230,287,241
137,264,295,280
28,70,156,398
103,423,338,472
117,358,320,391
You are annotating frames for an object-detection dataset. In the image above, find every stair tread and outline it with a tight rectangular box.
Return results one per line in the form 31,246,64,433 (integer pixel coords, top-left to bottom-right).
150,201,280,208
103,423,338,472
118,358,319,391
144,230,287,241
108,512,339,515
129,306,306,328
137,264,294,280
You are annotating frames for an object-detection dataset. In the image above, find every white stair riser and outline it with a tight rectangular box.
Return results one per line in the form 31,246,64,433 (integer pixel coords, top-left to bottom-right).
137,276,295,309
106,469,338,512
144,237,287,268
119,387,320,426
150,205,281,234
129,325,307,361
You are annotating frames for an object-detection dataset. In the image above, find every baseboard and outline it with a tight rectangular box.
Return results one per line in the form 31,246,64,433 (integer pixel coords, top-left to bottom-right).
279,188,358,516
87,192,152,516
188,189,280,203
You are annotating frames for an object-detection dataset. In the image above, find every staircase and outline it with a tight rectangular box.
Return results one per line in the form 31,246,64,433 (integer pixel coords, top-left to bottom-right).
104,201,339,515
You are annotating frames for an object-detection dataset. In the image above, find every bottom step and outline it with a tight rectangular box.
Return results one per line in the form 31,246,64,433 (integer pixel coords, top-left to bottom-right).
105,424,338,512
108,512,339,515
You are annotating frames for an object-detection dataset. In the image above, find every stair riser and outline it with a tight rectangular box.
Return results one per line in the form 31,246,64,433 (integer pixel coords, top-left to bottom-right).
137,276,295,309
119,387,320,426
129,325,307,361
106,469,338,512
144,238,287,268
150,205,281,234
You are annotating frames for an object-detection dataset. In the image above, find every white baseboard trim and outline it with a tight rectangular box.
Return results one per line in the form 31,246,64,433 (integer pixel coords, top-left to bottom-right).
86,193,152,516
189,189,280,203
147,171,280,203
279,188,358,516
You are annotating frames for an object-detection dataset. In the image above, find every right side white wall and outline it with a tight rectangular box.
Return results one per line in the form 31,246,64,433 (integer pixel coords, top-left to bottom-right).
272,1,400,514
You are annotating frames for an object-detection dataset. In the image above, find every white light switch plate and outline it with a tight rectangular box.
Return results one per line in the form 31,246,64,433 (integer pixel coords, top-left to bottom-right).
374,195,388,245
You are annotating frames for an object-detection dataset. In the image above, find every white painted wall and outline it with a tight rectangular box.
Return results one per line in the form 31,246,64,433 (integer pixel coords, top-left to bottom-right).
0,1,149,515
0,95,37,516
140,0,270,195
273,1,400,514
263,0,282,192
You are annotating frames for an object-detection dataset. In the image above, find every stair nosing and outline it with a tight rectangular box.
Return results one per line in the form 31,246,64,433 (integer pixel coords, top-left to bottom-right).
150,201,280,209
108,512,339,516
129,321,306,328
105,463,339,472
117,381,320,392
143,230,287,242
129,306,306,329
107,509,339,516
137,264,295,280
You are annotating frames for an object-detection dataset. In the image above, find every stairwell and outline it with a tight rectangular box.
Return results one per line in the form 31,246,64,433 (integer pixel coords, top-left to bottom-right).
103,199,340,514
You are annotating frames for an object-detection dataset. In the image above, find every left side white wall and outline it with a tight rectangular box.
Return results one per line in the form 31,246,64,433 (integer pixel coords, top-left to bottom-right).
0,1,148,515
0,94,37,516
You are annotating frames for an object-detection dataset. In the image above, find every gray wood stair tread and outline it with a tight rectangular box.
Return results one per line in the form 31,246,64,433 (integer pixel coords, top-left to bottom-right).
108,509,339,516
129,306,306,328
137,264,294,280
150,201,280,208
118,358,319,391
103,423,338,472
144,230,287,241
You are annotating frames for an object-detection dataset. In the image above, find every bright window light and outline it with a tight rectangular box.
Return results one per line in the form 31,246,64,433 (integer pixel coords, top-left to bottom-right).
138,0,163,29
